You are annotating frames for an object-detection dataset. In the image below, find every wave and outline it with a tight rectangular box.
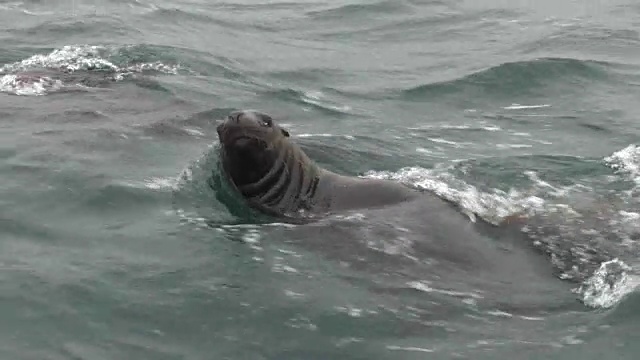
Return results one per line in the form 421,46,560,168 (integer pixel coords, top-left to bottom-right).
176,123,639,309
5,0,160,17
305,0,414,19
364,145,640,309
310,6,522,43
139,6,217,23
137,6,280,33
517,23,640,63
262,88,358,117
7,15,141,42
0,73,62,96
79,182,173,214
0,44,185,95
401,57,613,99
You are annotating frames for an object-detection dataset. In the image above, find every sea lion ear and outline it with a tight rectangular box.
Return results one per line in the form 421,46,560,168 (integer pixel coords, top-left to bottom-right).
281,128,290,137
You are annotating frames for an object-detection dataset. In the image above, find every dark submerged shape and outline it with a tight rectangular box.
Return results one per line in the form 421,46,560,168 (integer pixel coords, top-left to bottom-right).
216,110,418,220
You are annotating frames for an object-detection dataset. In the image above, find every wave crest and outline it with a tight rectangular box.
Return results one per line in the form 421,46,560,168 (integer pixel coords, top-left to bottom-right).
0,73,62,96
578,259,637,309
604,144,640,185
402,57,610,99
364,148,640,309
0,44,183,95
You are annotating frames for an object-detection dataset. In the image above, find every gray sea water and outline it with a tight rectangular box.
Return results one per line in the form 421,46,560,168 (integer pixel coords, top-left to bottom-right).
1,0,640,359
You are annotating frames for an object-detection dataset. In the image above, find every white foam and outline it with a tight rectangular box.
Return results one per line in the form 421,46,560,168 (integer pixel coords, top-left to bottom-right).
427,137,460,145
416,147,436,154
143,177,179,190
364,166,544,225
604,145,640,184
0,74,62,96
518,316,545,321
407,280,484,299
409,124,472,130
578,258,638,309
183,127,205,137
115,176,180,191
241,229,262,245
272,262,299,274
1,45,181,75
0,45,182,95
295,133,354,140
0,45,117,74
284,289,305,299
334,305,364,317
503,104,551,110
364,165,640,309
408,124,502,132
486,310,513,318
386,345,434,353
496,143,532,149
125,61,180,75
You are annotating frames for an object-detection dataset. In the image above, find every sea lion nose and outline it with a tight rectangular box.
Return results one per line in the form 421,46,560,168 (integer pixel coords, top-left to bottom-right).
228,111,244,123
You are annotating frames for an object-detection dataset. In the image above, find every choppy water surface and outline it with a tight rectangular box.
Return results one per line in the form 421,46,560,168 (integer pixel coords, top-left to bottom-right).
1,0,640,359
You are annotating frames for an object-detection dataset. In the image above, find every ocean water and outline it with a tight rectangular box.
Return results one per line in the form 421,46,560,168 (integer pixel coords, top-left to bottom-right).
1,0,640,358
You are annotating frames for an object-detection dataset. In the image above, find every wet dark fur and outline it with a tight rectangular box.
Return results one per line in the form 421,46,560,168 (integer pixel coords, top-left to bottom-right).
216,110,418,220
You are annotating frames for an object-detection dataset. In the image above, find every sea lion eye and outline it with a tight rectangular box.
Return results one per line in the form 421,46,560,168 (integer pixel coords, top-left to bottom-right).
260,115,273,127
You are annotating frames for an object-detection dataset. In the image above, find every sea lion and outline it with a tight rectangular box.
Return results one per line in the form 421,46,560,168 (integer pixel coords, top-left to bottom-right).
214,110,601,310
216,110,419,220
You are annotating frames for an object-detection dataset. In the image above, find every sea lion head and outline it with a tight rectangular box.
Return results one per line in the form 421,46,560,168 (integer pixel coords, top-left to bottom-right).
216,110,291,188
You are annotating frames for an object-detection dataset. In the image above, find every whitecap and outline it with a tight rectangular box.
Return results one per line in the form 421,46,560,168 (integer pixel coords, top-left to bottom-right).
0,74,62,96
0,45,117,74
0,45,183,95
604,144,640,183
578,258,638,309
363,166,544,225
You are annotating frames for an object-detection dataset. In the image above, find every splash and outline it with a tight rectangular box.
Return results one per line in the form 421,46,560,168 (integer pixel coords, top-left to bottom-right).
578,259,638,309
604,144,640,184
364,166,546,225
